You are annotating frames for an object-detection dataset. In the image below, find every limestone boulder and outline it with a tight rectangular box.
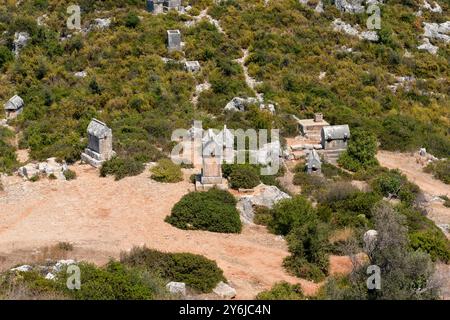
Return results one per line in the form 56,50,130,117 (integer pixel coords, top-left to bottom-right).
213,281,236,299
166,281,186,296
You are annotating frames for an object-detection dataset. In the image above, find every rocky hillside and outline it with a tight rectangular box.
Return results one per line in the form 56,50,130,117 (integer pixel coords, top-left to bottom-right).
0,0,449,171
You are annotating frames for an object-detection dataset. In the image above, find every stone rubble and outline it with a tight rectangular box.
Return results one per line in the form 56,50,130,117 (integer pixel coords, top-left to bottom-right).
213,281,236,299
18,158,68,180
237,185,291,224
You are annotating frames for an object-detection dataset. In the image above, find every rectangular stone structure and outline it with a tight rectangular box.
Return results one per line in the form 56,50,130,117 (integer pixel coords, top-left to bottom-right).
167,30,181,51
81,119,116,168
4,95,24,119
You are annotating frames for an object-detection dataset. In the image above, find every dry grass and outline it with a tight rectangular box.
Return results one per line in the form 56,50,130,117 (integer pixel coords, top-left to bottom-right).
329,228,354,244
32,242,74,264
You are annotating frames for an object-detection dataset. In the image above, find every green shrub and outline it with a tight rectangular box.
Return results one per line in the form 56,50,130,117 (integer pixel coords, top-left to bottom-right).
256,282,305,300
317,182,359,204
424,159,450,184
63,169,77,180
283,222,330,282
410,230,450,263
321,163,352,180
150,159,183,183
338,129,379,172
120,247,225,293
124,12,140,28
292,172,326,196
166,188,241,233
440,195,450,208
269,196,316,236
100,157,144,180
253,205,273,226
229,165,260,189
371,169,419,205
56,261,155,300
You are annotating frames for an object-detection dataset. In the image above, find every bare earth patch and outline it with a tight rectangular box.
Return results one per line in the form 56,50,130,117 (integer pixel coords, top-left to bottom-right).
377,151,450,236
0,164,325,299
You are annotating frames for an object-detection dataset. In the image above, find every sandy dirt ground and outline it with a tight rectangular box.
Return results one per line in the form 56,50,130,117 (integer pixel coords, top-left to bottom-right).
0,164,341,299
376,151,450,233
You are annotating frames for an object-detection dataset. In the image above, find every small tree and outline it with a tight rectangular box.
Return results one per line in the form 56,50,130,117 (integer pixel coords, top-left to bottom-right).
338,129,379,172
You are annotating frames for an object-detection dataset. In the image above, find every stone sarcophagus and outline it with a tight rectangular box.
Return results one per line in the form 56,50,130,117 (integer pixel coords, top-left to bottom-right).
167,29,181,51
81,119,116,167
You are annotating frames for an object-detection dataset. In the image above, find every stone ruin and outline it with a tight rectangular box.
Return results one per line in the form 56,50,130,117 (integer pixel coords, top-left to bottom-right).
167,29,182,51
81,119,116,168
237,184,291,224
306,149,322,174
147,0,183,13
195,139,228,191
295,113,330,142
320,125,351,164
4,95,24,119
18,157,68,180
184,60,201,72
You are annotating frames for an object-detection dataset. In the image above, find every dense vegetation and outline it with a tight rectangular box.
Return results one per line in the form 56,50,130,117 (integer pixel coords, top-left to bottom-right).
0,261,169,300
166,188,242,233
0,247,225,299
120,246,225,293
424,159,450,184
0,0,448,174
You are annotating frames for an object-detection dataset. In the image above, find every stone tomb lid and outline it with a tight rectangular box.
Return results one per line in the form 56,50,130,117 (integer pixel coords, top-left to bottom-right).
87,119,111,138
4,95,24,111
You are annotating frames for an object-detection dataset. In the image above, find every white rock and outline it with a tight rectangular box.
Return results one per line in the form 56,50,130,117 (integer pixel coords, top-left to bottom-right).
237,185,291,224
45,272,56,280
335,0,365,14
11,265,33,272
93,18,111,30
421,0,442,14
423,22,450,43
418,38,439,54
166,281,186,296
13,31,30,56
52,259,76,273
224,97,258,112
363,229,378,252
360,31,379,42
333,19,360,37
213,281,236,299
74,71,87,78
437,224,449,234
315,1,324,13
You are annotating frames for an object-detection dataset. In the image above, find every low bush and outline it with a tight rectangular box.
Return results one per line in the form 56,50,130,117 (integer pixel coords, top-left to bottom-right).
100,157,144,180
269,196,316,236
228,165,260,189
321,163,352,180
253,205,273,226
292,172,326,196
410,230,450,263
150,159,183,183
256,282,305,300
283,222,330,282
120,247,225,293
317,182,359,204
166,188,241,233
338,129,379,172
56,261,157,300
424,159,450,184
63,169,77,180
370,169,419,205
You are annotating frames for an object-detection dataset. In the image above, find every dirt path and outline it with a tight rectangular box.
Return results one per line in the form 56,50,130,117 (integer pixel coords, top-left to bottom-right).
376,151,450,234
0,164,323,299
